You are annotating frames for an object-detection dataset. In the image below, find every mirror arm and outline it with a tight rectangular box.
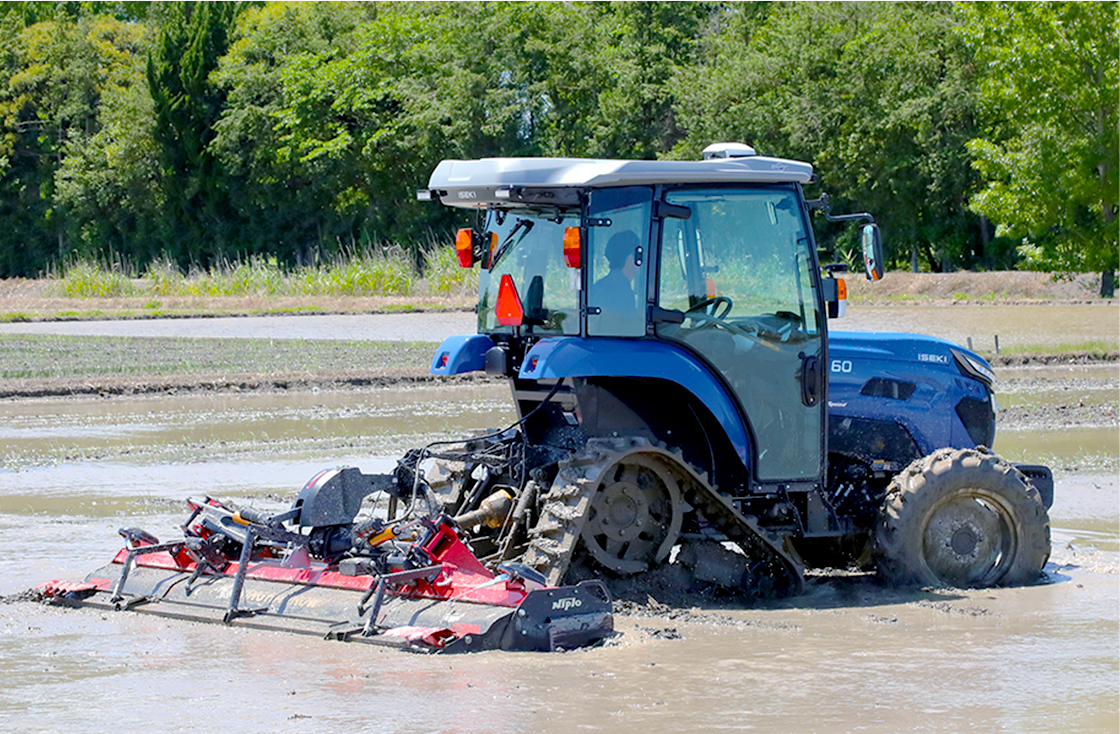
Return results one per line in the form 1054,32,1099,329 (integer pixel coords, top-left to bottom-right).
823,211,875,225
808,192,875,224
649,306,685,325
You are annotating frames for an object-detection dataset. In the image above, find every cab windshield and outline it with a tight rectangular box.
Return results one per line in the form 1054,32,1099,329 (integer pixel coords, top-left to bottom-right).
478,209,581,335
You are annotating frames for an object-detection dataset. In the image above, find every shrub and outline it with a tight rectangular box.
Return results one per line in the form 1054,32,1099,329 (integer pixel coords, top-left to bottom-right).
52,256,138,297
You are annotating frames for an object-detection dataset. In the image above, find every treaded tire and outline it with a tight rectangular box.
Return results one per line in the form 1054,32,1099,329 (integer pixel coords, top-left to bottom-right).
874,447,1050,588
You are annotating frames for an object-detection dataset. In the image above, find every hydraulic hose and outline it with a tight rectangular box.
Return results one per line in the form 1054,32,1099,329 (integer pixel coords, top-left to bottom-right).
399,379,565,519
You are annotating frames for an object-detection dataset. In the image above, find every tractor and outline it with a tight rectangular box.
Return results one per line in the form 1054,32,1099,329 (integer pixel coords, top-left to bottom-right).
43,144,1052,652
417,142,1052,595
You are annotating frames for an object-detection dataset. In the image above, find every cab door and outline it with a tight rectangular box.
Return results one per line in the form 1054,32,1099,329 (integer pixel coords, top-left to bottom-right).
654,186,826,483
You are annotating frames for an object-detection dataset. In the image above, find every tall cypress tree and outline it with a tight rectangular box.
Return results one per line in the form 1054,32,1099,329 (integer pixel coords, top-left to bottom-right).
147,1,236,266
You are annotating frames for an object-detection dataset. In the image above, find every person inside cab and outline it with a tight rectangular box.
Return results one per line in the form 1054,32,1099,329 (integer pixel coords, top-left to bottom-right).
590,230,643,335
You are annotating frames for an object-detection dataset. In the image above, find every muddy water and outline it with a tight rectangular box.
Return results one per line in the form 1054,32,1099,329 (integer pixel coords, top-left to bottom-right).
1,375,1117,733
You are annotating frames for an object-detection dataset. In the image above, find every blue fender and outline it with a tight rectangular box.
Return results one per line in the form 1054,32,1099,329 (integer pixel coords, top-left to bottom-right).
519,337,752,469
430,334,494,375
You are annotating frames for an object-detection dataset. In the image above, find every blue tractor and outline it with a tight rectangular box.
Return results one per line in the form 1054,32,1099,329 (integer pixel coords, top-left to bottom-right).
414,143,1052,596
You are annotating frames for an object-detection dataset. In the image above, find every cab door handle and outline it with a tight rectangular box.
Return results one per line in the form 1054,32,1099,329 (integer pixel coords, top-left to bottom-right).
800,353,821,407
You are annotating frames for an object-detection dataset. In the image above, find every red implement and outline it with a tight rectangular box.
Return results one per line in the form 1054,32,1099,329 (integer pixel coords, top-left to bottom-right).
42,496,613,653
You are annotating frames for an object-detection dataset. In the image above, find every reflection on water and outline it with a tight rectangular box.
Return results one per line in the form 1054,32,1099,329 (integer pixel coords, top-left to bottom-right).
0,375,1116,733
998,427,1119,470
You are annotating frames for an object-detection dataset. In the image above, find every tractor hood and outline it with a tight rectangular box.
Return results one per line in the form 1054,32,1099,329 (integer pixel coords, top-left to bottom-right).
430,331,996,386
829,331,994,385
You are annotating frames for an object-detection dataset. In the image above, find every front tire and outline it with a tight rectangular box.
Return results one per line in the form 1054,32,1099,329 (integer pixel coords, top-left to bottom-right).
874,448,1050,588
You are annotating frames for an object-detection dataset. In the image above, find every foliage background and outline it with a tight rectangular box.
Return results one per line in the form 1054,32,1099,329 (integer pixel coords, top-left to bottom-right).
0,1,1115,289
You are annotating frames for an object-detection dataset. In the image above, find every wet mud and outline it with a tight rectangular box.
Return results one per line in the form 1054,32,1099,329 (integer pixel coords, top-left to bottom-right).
0,376,1116,733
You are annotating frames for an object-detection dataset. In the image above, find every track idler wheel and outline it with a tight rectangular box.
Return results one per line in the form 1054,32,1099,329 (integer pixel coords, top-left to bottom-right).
580,453,684,575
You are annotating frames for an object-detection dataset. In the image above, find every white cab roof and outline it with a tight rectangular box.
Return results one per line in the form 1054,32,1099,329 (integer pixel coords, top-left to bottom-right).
427,154,814,209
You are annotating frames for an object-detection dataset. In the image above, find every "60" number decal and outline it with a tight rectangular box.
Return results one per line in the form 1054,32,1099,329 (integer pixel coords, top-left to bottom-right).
830,359,853,373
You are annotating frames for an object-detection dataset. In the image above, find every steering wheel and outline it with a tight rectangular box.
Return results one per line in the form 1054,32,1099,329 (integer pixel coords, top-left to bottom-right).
686,296,733,320
685,309,779,352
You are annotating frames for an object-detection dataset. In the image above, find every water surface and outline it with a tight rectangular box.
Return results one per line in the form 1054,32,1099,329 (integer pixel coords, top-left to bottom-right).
1,378,1116,733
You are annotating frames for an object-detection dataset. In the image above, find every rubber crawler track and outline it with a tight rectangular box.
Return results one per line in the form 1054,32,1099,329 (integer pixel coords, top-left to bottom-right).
522,436,804,594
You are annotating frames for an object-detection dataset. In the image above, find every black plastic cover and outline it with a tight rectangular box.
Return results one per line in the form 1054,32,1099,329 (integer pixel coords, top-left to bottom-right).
1015,463,1055,509
293,468,395,528
955,396,996,448
499,580,614,652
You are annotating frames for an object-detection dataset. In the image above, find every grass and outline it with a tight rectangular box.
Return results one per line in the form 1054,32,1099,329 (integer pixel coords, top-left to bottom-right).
847,292,920,303
949,290,1016,302
140,253,415,297
422,245,478,297
48,246,480,301
52,256,139,297
995,340,1119,357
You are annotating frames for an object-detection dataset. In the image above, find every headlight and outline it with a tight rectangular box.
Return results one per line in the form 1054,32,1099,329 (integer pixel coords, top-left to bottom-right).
951,348,995,387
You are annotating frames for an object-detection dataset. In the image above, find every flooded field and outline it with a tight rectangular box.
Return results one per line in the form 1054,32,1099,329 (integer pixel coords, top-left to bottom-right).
1,368,1117,733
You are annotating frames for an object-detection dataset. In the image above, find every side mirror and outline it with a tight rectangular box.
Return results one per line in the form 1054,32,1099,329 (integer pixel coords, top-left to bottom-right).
861,224,884,281
454,228,498,269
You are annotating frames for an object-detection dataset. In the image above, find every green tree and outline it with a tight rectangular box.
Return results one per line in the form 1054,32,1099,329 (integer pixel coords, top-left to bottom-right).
500,2,602,157
267,4,437,255
146,1,237,266
54,32,163,262
672,3,989,272
252,3,569,257
215,2,520,264
962,2,1119,296
409,2,557,160
586,2,710,159
211,2,371,264
182,2,717,266
0,10,149,276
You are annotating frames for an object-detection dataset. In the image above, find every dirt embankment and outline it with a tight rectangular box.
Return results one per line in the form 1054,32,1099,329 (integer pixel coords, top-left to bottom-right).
845,270,1111,304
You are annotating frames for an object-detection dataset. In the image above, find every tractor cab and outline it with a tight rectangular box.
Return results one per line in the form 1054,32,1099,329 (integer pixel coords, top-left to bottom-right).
40,150,1049,634
417,147,1046,594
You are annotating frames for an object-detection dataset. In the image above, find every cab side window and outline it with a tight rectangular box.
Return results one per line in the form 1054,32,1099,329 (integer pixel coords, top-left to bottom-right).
587,187,653,337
